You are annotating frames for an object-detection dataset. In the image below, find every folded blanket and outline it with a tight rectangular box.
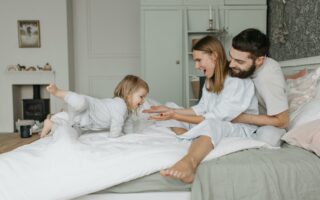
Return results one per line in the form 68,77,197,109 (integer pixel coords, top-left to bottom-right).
0,125,273,200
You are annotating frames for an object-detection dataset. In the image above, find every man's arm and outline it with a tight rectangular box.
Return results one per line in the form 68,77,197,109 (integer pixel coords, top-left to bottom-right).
232,110,289,129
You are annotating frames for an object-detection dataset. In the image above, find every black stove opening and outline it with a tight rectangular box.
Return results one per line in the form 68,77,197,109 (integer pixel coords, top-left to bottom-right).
22,85,50,122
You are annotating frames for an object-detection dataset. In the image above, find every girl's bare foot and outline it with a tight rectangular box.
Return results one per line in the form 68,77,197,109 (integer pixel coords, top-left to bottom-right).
39,119,53,138
160,155,197,183
46,84,66,99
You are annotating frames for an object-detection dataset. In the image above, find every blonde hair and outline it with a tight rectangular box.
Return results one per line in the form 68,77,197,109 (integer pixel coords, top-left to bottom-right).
192,36,228,93
114,75,149,108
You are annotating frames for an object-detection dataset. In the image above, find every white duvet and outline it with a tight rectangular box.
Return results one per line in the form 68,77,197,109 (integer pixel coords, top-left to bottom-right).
0,125,272,200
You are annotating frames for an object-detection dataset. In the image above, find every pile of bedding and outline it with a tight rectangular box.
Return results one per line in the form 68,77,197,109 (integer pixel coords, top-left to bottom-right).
0,124,271,200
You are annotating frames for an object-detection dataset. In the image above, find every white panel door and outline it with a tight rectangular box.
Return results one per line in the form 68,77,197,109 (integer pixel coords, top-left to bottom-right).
142,8,183,105
73,0,140,98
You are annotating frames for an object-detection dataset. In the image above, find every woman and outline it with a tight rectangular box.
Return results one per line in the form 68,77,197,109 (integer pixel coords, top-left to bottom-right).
143,35,258,183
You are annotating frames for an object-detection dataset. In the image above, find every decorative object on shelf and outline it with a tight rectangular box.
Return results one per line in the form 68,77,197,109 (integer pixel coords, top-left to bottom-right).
6,63,53,72
43,62,52,71
26,66,37,71
37,62,52,71
191,76,200,99
17,64,26,71
215,8,220,30
207,5,214,31
207,6,221,32
17,20,41,48
207,19,214,32
7,64,19,71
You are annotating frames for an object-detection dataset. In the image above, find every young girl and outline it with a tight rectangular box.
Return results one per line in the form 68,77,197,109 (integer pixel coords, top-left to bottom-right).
40,75,149,138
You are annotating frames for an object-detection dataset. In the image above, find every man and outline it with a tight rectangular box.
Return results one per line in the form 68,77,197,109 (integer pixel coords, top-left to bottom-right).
229,28,289,146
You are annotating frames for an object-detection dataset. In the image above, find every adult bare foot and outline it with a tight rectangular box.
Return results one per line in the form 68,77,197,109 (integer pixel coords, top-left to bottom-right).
160,155,197,183
46,84,65,99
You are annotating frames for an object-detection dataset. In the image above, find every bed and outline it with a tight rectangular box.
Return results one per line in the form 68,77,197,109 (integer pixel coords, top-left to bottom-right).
1,56,320,200
73,56,320,200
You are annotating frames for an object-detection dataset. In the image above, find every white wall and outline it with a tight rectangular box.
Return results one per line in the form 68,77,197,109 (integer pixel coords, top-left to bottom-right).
0,0,71,132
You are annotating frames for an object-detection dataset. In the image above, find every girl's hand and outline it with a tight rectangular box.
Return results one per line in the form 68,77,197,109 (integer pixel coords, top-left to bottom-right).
142,105,171,113
148,110,176,121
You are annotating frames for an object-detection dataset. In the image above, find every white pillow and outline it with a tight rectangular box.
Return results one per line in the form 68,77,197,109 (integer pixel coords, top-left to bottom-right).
288,98,320,130
286,67,320,114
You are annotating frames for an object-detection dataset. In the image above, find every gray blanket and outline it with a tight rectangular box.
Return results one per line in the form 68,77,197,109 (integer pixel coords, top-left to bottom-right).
191,144,320,200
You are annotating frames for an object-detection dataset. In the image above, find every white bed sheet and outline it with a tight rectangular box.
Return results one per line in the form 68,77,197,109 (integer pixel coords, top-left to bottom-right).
0,123,271,200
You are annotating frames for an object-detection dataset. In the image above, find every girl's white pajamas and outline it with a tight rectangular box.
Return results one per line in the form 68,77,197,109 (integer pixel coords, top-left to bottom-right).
51,92,128,137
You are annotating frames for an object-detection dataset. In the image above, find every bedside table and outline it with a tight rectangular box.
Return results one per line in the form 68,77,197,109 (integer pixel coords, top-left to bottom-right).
0,133,40,154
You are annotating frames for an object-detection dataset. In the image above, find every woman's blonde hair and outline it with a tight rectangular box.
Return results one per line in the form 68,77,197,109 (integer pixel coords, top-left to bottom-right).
114,75,149,108
192,36,228,93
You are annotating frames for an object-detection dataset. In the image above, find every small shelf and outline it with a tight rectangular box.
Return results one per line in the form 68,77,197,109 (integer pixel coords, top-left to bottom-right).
4,71,55,85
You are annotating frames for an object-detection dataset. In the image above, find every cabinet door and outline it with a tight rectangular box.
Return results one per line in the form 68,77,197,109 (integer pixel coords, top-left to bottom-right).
142,8,183,105
224,6,267,53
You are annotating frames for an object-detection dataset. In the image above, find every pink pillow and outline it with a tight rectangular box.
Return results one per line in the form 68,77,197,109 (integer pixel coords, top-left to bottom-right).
282,119,320,156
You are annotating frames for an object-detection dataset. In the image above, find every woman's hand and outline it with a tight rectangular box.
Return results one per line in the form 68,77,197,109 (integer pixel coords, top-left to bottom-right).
142,105,171,113
148,110,176,121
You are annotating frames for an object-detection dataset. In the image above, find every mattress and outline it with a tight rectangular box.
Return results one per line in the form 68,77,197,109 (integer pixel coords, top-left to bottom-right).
90,144,320,200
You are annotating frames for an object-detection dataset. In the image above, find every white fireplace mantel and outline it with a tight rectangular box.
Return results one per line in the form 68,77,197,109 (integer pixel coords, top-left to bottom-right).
5,71,56,85
3,70,57,132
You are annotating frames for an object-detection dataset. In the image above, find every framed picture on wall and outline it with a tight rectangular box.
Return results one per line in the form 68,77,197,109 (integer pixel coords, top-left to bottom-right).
17,20,41,48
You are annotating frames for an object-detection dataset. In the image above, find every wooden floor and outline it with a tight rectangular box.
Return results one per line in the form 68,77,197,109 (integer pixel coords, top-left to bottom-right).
0,133,40,153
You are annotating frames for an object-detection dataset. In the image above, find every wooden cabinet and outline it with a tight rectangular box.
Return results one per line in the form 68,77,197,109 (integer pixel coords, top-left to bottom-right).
141,0,267,107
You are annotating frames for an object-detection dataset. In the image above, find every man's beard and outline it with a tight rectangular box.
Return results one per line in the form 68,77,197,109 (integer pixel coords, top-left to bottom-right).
229,63,256,78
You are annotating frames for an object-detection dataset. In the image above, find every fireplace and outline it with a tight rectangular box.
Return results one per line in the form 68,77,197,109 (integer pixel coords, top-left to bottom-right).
22,85,50,122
